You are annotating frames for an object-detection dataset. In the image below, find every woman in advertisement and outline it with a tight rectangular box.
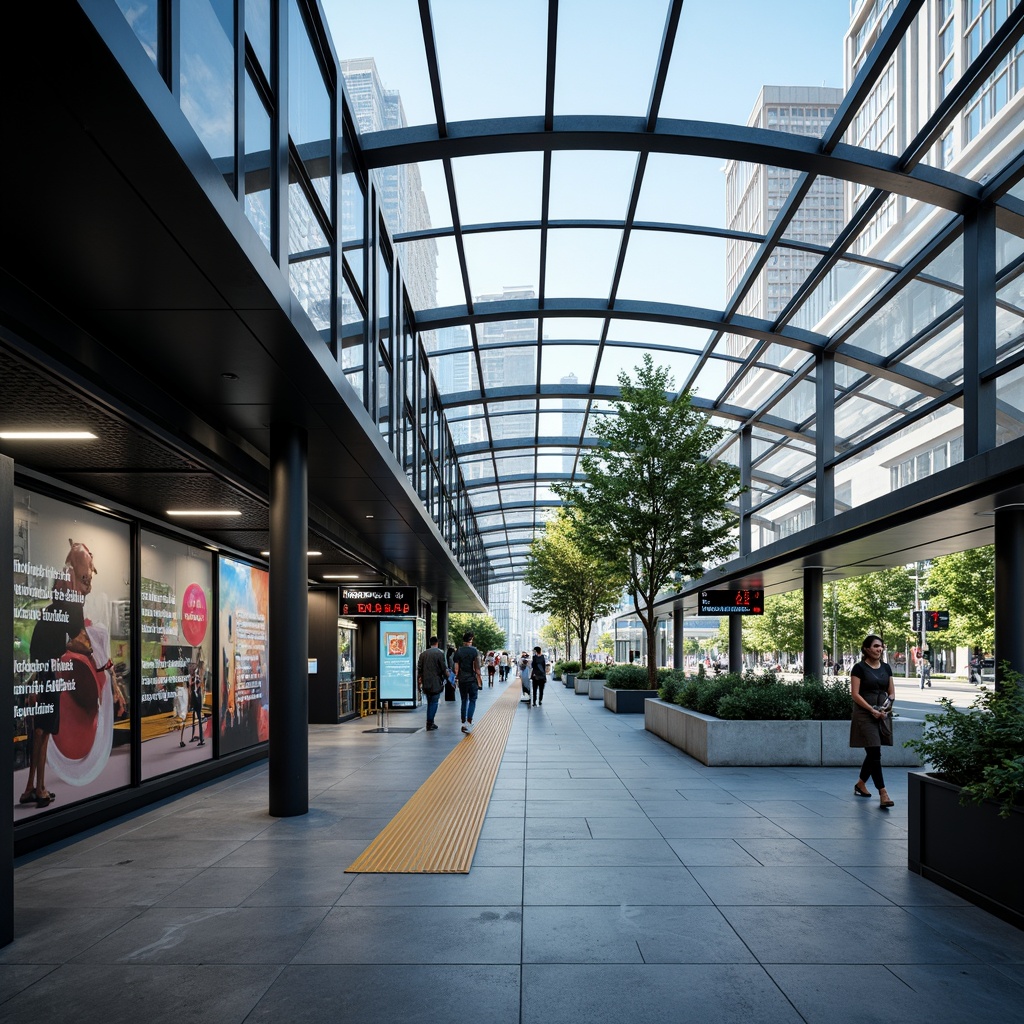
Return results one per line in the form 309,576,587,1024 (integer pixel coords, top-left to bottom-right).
19,539,126,809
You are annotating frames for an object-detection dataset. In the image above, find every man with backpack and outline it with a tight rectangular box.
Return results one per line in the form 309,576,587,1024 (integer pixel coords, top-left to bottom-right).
452,631,482,734
417,635,448,731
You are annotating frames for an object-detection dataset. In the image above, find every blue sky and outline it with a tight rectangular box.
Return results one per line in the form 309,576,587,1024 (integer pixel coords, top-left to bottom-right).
322,0,855,319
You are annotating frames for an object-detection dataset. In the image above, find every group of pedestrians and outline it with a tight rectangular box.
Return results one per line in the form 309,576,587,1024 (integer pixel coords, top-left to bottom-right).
417,635,549,732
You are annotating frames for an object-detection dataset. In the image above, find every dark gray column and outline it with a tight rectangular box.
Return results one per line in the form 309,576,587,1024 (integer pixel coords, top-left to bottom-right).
739,426,752,556
673,607,684,670
437,600,449,652
815,352,835,524
729,614,743,673
269,423,308,817
803,567,824,680
963,204,997,458
1,455,13,946
994,506,1024,689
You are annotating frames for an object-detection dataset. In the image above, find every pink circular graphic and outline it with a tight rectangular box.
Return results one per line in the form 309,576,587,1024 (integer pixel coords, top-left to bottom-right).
181,584,208,646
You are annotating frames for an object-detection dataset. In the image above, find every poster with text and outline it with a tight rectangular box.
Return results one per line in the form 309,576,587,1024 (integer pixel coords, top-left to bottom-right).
218,555,269,755
13,488,132,820
140,532,213,779
379,619,415,702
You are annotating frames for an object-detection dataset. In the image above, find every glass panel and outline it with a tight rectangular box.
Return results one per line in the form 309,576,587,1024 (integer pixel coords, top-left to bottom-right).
690,356,729,402
767,378,817,426
180,0,236,189
480,346,537,390
432,0,546,121
636,155,731,230
617,230,726,310
755,442,816,482
478,319,538,346
996,364,1024,445
595,346,698,389
845,279,961,358
542,316,604,341
451,153,543,226
288,176,331,331
245,0,271,76
116,0,159,64
998,228,1024,273
464,231,540,302
377,358,391,441
490,414,536,440
544,228,621,299
432,351,479,396
553,0,665,116
500,485,537,504
834,394,901,446
289,0,331,218
836,405,964,510
727,365,790,413
788,258,896,335
434,234,468,309
750,487,817,554
548,151,637,221
427,322,471,354
244,73,272,252
341,132,366,292
332,5,434,128
780,175,847,252
540,344,598,386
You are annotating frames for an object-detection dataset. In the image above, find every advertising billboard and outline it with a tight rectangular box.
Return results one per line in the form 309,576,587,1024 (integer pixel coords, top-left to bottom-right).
378,619,415,702
140,532,213,779
12,488,132,819
218,556,269,755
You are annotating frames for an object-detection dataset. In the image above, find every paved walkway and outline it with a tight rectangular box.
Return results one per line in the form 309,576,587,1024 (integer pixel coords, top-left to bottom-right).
3,678,1023,1024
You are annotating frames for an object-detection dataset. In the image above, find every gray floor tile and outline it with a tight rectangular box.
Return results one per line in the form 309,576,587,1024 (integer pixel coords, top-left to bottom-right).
722,905,984,964
0,964,280,1024
295,904,522,964
0,906,144,965
689,865,892,905
523,865,710,906
651,816,793,839
246,963,521,1024
524,904,756,964
665,838,763,866
801,837,909,866
525,838,681,867
336,867,524,906
522,964,803,1024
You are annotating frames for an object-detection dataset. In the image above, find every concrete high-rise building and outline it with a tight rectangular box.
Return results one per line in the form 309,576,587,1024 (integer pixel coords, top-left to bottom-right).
559,371,585,475
341,57,437,314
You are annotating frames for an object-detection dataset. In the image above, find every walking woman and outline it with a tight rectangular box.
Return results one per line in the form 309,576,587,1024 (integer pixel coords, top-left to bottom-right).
850,634,895,808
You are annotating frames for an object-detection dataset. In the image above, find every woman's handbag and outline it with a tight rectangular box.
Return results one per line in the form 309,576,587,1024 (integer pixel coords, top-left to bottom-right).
444,668,456,702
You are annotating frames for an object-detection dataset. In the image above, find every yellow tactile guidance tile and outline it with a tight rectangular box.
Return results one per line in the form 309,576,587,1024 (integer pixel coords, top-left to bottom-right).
345,681,522,873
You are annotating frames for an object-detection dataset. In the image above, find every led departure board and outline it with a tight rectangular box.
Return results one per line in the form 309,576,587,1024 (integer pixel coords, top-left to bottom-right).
697,588,764,615
340,586,418,617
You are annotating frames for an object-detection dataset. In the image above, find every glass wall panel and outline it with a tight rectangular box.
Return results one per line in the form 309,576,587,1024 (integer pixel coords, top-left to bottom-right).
788,258,896,335
540,344,598,386
844,279,961,358
245,0,272,77
288,174,331,331
341,147,366,296
288,0,331,217
834,405,964,510
617,230,726,311
116,0,159,64
544,229,622,299
244,72,273,252
996,363,1024,444
432,351,479,395
180,0,236,189
463,231,541,302
480,346,536,390
896,317,963,381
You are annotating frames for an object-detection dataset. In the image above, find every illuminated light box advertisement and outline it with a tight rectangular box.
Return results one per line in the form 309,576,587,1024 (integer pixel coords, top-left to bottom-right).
140,532,213,780
219,556,270,755
378,619,415,702
12,488,132,820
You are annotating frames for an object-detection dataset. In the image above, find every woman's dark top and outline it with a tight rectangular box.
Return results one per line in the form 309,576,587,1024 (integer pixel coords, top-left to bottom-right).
849,659,893,748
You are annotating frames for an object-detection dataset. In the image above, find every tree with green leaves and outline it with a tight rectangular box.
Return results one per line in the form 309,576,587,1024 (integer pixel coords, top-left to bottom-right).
554,354,742,688
524,509,626,668
925,546,994,652
539,614,569,660
847,567,916,652
447,612,506,656
595,631,614,658
748,590,804,662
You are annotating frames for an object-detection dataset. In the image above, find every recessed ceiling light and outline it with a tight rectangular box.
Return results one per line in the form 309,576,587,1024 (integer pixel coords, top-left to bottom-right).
221,372,239,380
0,431,97,439
365,514,375,519
323,574,360,579
260,550,322,556
166,510,242,517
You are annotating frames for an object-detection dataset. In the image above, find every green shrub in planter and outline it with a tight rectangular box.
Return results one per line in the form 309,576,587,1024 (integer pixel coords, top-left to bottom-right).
605,664,656,690
905,668,1024,817
671,669,852,722
552,660,580,680
578,665,607,680
657,669,687,703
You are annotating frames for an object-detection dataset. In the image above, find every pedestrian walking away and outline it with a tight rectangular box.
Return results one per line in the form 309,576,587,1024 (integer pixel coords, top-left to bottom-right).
417,635,448,730
849,634,895,808
452,631,482,733
530,645,547,706
518,651,531,702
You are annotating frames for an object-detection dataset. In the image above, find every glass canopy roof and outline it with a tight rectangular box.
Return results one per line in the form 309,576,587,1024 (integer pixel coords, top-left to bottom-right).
325,0,1024,585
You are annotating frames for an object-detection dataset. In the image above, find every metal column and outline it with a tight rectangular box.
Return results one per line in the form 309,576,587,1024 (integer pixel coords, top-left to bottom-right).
994,505,1024,688
803,567,823,680
268,423,309,817
673,607,684,670
729,613,743,673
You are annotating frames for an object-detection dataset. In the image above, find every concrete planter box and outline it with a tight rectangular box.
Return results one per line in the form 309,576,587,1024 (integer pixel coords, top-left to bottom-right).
909,772,1024,929
564,672,576,689
588,677,607,699
603,687,660,713
575,674,590,694
644,699,925,767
